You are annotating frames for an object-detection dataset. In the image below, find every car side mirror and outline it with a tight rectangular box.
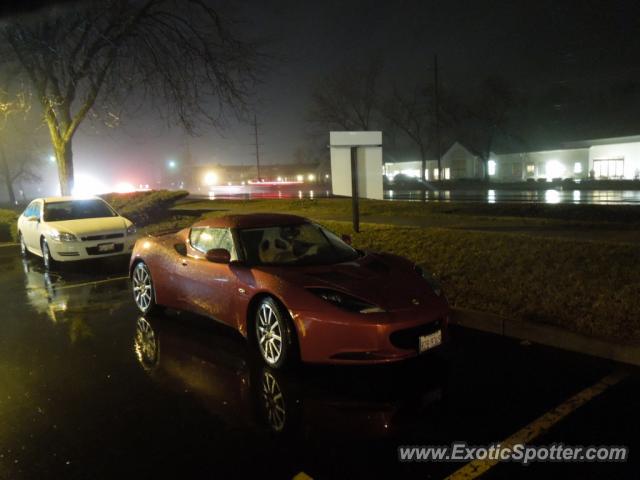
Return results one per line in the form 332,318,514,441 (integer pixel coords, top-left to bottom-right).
206,248,231,264
341,234,352,245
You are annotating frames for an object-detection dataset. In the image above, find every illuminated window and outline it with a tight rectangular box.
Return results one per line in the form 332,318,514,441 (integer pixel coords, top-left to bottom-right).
545,160,564,179
593,159,624,179
444,167,451,180
526,164,535,175
424,169,429,180
488,160,496,176
574,162,583,174
433,168,439,180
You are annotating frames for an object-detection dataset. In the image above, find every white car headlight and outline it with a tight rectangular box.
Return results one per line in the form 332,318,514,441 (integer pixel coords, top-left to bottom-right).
126,224,137,236
50,230,78,242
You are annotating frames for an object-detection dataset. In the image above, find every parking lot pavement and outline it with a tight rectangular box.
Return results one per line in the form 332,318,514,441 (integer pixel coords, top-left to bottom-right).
0,246,637,479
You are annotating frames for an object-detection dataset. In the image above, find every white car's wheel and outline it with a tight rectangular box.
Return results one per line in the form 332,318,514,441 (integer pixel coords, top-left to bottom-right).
18,233,28,257
132,262,158,314
41,238,57,271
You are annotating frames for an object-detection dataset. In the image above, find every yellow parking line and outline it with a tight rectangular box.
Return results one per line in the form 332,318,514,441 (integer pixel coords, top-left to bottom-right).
445,370,628,480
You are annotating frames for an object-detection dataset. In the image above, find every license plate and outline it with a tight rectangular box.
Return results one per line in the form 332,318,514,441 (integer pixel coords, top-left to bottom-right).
98,243,115,252
419,330,442,353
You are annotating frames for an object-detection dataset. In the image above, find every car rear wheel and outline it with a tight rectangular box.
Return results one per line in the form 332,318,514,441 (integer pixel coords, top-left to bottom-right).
132,262,158,314
255,297,297,369
41,239,57,271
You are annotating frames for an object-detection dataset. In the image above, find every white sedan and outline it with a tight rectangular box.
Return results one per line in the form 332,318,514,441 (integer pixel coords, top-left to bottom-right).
17,196,138,270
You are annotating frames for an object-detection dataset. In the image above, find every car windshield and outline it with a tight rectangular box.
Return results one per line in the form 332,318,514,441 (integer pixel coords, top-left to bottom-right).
43,200,117,222
238,223,358,266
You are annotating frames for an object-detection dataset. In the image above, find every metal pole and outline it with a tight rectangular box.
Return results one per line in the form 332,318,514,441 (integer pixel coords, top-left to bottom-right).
254,114,261,180
434,54,441,182
350,146,360,233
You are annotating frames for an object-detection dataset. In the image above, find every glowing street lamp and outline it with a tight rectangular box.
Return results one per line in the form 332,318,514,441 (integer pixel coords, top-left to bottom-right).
168,160,177,169
203,171,218,186
49,155,56,163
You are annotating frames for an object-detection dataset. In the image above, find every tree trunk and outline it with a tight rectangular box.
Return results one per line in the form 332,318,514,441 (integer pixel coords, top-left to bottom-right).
0,145,16,205
55,142,75,196
419,144,428,202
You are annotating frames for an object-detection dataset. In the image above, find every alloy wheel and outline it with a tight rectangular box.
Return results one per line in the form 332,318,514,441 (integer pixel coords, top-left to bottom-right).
256,302,283,366
133,263,153,312
134,317,158,370
261,370,286,432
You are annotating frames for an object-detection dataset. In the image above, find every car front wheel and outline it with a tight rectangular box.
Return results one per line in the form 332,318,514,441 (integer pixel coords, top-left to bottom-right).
19,233,27,257
255,297,297,369
41,239,57,271
132,262,159,314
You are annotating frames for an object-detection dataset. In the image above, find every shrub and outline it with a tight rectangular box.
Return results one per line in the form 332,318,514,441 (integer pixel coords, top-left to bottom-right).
101,190,189,226
0,209,18,242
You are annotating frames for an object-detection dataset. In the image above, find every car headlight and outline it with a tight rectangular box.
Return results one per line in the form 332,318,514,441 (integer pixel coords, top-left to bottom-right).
126,224,137,236
49,230,78,242
415,265,443,297
308,288,385,313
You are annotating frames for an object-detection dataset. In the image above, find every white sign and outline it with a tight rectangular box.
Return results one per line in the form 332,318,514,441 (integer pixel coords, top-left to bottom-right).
329,131,383,200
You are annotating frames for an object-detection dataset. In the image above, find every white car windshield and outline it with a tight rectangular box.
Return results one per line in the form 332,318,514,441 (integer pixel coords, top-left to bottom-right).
238,223,358,266
43,200,117,222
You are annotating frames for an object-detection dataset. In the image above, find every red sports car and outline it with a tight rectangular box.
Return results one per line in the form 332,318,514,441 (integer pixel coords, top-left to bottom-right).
130,213,449,368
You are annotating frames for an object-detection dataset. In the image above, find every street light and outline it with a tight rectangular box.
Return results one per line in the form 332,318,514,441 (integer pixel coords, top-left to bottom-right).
203,171,218,186
168,160,177,169
49,155,56,163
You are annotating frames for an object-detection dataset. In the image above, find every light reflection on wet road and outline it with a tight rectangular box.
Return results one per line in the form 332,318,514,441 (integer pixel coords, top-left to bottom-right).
0,247,637,479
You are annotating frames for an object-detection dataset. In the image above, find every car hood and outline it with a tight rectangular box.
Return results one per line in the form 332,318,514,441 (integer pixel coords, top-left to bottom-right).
258,253,444,312
48,216,129,237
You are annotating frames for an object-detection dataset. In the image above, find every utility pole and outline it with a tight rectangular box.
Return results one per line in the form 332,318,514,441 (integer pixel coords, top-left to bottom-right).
252,114,262,181
433,54,441,182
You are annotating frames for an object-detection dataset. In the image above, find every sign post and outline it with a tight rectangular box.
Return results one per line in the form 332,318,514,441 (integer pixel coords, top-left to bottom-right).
350,146,360,232
329,131,383,233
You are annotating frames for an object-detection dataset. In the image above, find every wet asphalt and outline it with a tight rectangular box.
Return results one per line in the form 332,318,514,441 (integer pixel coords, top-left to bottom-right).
0,245,638,480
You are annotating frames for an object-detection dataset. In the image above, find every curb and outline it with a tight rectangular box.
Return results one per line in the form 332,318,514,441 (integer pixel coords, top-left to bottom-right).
452,307,640,367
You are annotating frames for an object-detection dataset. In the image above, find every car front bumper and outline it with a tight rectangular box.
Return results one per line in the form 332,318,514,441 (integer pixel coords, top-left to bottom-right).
47,236,138,261
291,302,450,364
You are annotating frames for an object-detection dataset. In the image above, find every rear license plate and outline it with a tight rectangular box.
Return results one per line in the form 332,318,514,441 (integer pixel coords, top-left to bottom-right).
98,243,115,252
419,330,442,353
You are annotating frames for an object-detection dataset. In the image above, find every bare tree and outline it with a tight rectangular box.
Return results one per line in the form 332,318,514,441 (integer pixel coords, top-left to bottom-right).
1,0,263,195
0,85,39,204
307,57,383,131
459,76,519,180
382,84,433,182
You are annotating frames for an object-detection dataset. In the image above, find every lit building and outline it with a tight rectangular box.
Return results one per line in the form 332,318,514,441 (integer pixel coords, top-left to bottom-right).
384,135,640,182
384,142,484,181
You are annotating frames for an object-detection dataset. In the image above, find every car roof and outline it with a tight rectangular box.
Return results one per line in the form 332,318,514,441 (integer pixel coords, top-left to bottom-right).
40,196,102,203
192,213,310,229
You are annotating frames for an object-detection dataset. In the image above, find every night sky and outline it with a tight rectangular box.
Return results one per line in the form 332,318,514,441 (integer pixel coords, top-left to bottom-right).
4,0,640,190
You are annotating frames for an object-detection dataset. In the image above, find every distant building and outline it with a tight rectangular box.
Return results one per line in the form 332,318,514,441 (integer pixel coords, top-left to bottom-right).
384,142,484,181
384,135,640,183
491,135,640,181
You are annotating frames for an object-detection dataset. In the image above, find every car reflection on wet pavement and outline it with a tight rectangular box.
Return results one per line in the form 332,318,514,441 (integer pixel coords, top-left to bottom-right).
0,245,637,479
132,315,446,439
